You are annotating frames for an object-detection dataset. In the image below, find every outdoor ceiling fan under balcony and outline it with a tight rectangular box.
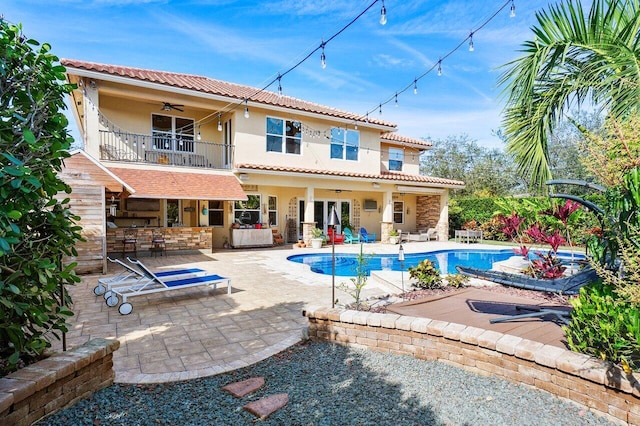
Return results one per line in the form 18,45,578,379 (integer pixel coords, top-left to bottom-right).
161,102,184,112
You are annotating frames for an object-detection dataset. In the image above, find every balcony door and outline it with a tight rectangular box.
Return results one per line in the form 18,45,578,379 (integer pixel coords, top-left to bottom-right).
151,114,194,153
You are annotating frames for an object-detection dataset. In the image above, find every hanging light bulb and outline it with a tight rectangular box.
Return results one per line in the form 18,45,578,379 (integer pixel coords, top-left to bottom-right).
244,99,250,118
320,41,327,69
196,125,202,141
510,0,516,18
437,60,442,76
394,93,398,107
379,104,382,115
277,74,283,97
413,79,418,95
217,114,223,132
468,32,474,52
380,0,387,25
354,122,358,130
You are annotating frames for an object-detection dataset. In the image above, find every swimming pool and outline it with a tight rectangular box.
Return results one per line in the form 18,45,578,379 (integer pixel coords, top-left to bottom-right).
287,249,584,276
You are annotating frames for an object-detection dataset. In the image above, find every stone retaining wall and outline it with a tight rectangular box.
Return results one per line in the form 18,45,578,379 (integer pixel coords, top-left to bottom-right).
0,338,119,425
303,307,640,425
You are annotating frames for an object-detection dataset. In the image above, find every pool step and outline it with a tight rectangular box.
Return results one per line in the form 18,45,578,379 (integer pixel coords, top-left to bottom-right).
369,271,407,295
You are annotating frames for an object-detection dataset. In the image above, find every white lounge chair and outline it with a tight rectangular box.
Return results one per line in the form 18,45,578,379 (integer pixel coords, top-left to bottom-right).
95,257,206,296
104,257,231,315
408,228,438,242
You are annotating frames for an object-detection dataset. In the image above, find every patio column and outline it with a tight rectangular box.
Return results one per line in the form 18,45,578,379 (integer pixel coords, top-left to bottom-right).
381,190,394,243
302,186,316,246
82,79,101,159
437,191,449,241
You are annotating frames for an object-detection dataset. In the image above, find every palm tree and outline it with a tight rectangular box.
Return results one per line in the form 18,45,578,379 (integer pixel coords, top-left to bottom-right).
498,0,640,188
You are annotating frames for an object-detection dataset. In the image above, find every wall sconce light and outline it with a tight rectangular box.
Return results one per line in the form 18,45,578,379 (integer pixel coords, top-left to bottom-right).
372,182,380,188
263,204,267,214
202,205,208,215
406,207,411,215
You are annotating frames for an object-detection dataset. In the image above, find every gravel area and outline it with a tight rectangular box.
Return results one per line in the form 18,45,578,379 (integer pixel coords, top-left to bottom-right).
38,341,614,426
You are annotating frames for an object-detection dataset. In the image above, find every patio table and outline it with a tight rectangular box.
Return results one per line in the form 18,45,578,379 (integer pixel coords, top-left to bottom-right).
454,229,483,244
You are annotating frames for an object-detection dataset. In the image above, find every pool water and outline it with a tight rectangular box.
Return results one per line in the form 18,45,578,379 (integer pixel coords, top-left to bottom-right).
287,249,584,276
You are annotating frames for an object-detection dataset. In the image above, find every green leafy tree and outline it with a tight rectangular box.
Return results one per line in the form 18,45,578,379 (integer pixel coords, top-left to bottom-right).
498,0,640,188
420,134,522,197
0,21,82,374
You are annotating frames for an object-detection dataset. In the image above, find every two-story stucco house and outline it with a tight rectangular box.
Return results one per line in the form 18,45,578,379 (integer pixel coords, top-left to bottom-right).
61,59,464,265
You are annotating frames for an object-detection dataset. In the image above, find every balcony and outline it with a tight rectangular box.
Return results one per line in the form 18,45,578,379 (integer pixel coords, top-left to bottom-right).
99,130,233,170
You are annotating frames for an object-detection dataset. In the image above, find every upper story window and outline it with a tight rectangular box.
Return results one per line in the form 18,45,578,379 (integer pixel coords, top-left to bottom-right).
266,117,301,154
152,114,194,153
330,128,359,161
389,148,404,171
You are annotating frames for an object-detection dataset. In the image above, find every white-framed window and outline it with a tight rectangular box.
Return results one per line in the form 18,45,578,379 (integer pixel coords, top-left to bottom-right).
330,127,359,161
152,114,194,152
268,196,277,226
234,194,261,225
393,201,404,224
208,200,224,227
266,117,301,154
389,147,404,171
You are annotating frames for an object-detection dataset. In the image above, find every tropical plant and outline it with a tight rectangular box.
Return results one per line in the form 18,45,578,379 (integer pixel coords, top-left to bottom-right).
0,21,82,375
337,243,371,309
408,259,442,289
564,282,640,372
311,227,324,238
388,229,399,237
446,274,469,289
498,0,640,188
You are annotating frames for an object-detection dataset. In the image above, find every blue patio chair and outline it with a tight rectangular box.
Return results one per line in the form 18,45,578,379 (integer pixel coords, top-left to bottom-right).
343,228,361,244
359,227,376,243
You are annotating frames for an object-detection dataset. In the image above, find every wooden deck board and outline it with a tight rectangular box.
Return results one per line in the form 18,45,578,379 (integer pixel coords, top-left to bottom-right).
387,288,571,349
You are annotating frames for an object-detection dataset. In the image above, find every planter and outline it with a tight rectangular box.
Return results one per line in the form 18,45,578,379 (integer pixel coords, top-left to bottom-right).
310,238,323,249
389,236,399,244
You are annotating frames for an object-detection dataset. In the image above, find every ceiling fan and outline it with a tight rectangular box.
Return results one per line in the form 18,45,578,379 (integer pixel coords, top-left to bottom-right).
161,102,184,112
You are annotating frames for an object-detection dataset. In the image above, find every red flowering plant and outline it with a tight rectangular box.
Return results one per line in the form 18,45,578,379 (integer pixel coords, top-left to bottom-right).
499,202,579,279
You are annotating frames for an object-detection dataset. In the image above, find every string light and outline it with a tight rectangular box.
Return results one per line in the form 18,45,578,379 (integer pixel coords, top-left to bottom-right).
394,93,398,107
244,99,250,119
379,104,382,115
172,0,385,134
357,0,514,123
380,0,387,25
510,0,516,18
277,74,283,97
196,126,202,141
217,114,222,132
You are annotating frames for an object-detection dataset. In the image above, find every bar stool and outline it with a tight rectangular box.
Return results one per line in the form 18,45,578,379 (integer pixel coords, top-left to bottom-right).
151,228,166,257
122,228,138,258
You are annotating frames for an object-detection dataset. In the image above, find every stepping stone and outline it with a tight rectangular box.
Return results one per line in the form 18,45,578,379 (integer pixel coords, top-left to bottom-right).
222,377,265,398
243,393,289,419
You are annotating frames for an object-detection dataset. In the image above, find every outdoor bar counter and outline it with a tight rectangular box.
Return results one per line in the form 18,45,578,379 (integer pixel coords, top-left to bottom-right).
106,226,212,254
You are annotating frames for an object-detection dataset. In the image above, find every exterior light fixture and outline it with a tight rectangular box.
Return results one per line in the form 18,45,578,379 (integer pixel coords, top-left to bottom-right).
328,205,341,308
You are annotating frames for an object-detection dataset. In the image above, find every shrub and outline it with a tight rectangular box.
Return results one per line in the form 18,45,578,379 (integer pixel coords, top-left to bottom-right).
446,274,469,288
479,216,508,241
0,21,82,375
408,259,442,289
564,283,640,372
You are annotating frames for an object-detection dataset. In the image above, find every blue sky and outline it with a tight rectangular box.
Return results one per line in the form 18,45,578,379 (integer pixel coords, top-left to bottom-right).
5,0,553,149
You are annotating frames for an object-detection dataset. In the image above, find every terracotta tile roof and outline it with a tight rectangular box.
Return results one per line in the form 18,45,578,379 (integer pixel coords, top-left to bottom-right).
381,132,432,148
108,168,247,200
235,163,464,187
61,59,395,128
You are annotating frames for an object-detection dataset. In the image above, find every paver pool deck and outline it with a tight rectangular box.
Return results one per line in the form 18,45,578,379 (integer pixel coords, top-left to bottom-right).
53,241,577,384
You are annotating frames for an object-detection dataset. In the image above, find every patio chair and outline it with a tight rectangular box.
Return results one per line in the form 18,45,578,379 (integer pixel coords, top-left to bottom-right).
103,257,231,315
343,228,361,244
327,227,344,244
359,227,376,243
95,257,206,296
